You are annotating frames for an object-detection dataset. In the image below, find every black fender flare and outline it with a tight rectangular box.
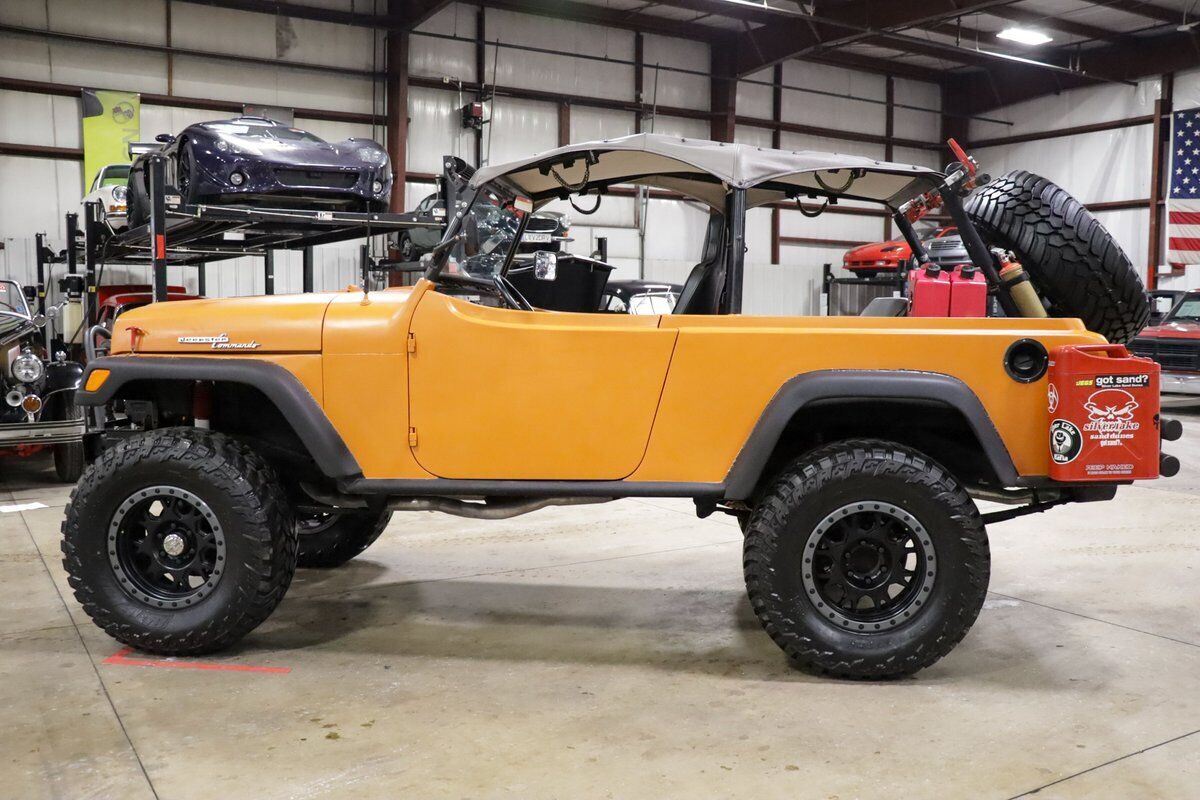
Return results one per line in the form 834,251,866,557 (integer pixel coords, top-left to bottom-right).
78,356,362,479
45,360,83,393
722,370,1021,500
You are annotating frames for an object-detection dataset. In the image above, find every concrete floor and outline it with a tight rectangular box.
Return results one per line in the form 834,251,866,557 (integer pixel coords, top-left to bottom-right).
4,403,1200,799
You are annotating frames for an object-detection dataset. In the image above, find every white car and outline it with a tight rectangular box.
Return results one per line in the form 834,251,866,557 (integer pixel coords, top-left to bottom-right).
81,164,131,231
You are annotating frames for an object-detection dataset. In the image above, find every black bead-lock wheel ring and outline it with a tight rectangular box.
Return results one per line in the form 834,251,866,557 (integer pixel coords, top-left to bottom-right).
801,500,937,631
107,485,226,608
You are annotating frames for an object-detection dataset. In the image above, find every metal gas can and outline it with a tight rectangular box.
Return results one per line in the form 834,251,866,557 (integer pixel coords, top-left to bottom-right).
948,264,988,317
1047,344,1161,482
907,264,951,317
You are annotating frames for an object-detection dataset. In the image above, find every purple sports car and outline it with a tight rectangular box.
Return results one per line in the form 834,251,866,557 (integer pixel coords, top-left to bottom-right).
126,116,392,224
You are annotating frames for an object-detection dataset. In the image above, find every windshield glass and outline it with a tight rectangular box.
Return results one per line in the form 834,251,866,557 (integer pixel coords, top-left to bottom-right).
456,184,527,279
0,281,31,337
99,164,130,187
1168,296,1200,322
206,122,327,144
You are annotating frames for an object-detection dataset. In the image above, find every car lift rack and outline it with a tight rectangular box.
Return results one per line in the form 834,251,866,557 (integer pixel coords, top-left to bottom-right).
820,262,908,316
43,154,462,332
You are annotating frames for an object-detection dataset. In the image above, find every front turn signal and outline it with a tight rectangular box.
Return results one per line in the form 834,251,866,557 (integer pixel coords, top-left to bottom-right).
85,369,110,392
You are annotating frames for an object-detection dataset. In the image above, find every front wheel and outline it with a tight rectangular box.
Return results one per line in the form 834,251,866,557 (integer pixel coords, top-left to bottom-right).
743,439,989,679
61,429,297,655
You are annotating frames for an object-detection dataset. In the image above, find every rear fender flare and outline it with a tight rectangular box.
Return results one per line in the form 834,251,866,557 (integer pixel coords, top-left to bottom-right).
722,370,1020,500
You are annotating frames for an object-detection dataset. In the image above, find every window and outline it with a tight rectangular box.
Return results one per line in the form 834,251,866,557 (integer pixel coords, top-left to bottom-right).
1169,296,1200,322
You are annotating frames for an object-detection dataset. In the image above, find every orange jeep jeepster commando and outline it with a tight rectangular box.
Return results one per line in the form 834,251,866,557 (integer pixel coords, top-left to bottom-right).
66,134,1179,679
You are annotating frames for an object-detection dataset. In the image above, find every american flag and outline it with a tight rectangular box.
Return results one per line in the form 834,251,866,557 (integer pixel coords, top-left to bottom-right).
1169,108,1200,267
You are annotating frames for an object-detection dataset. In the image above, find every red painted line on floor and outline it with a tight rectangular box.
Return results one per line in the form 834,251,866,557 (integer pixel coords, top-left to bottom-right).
103,647,291,674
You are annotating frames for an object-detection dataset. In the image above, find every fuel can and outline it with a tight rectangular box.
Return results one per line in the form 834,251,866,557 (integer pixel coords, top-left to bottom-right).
948,264,988,317
907,264,951,317
1047,344,1161,482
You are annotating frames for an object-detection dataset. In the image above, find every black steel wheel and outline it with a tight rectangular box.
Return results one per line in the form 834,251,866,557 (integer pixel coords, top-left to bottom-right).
61,428,297,655
802,501,936,630
109,486,225,606
295,507,391,568
744,439,989,679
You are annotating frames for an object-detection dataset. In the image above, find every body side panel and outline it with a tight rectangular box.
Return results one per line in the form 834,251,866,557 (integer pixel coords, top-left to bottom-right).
631,316,1105,482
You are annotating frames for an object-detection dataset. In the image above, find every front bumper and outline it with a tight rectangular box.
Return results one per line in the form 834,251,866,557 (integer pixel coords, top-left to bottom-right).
0,417,85,446
1162,371,1200,395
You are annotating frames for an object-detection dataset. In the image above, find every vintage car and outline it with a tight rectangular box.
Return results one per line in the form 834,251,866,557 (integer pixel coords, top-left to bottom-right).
69,134,1164,680
0,280,85,481
843,226,959,277
600,279,682,314
125,117,391,225
81,164,131,232
1129,290,1200,394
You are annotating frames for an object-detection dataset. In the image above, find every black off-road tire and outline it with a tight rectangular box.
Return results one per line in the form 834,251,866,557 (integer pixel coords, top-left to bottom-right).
53,396,86,484
743,439,990,680
296,509,392,568
61,428,297,655
965,170,1150,343
127,165,149,227
397,233,416,262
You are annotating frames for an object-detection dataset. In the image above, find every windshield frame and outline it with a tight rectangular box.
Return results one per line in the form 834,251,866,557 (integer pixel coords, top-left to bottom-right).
424,174,533,282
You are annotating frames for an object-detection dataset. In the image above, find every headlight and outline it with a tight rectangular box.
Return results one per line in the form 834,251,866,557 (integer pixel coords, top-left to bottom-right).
12,353,43,384
230,170,246,186
358,147,387,164
372,179,384,194
215,140,229,152
112,184,128,202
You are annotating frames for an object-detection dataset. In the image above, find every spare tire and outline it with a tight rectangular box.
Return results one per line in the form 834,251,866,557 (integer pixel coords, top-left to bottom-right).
964,170,1150,343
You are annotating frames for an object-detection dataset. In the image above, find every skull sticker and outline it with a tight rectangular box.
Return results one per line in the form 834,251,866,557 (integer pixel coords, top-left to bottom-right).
1083,389,1138,423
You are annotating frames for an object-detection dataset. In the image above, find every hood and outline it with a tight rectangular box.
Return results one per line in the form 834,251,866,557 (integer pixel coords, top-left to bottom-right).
110,294,336,355
1136,320,1200,340
845,239,909,259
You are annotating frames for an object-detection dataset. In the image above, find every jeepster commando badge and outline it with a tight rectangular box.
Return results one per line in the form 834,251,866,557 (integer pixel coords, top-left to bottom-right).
177,334,261,350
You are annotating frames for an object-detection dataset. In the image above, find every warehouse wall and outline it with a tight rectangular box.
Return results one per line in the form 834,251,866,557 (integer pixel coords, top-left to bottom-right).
0,0,944,317
967,78,1159,285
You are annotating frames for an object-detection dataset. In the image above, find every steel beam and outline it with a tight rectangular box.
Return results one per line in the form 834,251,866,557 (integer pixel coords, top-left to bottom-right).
148,156,169,303
386,16,408,213
1148,73,1173,288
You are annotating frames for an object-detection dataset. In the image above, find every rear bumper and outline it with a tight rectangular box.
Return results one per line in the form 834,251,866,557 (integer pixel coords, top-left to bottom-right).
1162,371,1200,395
0,417,85,446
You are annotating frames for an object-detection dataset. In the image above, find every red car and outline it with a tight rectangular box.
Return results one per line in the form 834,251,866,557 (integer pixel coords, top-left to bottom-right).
95,284,201,329
842,227,957,277
1129,290,1200,395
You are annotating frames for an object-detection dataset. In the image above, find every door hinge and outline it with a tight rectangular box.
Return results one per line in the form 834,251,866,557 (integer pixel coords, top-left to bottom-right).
406,332,416,353
408,427,418,447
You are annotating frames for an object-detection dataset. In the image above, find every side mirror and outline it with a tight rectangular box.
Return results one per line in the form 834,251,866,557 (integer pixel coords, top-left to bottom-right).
155,133,176,144
534,251,557,281
30,314,48,329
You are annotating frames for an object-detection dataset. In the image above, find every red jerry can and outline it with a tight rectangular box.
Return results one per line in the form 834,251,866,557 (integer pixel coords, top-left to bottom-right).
948,264,988,317
1047,344,1162,482
907,264,951,317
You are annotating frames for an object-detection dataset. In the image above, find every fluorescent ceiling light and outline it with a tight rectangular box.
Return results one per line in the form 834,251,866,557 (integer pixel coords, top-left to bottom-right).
996,27,1053,46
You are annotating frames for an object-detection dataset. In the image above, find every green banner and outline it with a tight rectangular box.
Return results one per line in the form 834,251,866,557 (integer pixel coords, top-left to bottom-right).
80,89,140,191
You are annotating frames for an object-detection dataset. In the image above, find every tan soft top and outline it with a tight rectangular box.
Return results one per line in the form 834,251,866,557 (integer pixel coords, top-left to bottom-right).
470,132,943,210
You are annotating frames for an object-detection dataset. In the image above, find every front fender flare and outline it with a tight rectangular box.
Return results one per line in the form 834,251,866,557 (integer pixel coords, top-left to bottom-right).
79,356,361,480
722,370,1020,500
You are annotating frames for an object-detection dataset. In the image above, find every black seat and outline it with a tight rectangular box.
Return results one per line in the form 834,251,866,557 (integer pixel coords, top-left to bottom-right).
673,213,726,315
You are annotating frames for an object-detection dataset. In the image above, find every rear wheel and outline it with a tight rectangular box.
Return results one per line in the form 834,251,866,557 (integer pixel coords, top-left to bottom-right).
965,170,1150,342
295,508,392,568
397,233,416,262
127,166,149,227
743,439,989,679
176,138,198,205
61,429,297,655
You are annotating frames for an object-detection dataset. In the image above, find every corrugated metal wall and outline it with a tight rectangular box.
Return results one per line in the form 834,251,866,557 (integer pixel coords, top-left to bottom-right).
0,0,945,315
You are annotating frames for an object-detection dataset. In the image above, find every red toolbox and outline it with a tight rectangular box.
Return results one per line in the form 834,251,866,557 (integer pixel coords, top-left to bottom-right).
1047,344,1161,481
